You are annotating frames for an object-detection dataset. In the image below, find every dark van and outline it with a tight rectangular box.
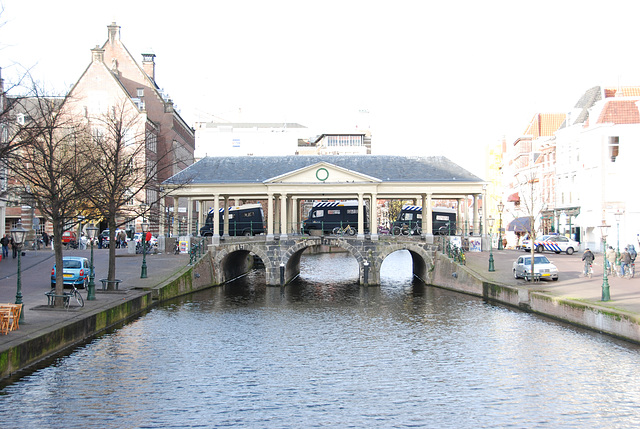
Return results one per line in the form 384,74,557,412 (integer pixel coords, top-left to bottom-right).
199,203,265,237
392,205,457,235
302,201,369,234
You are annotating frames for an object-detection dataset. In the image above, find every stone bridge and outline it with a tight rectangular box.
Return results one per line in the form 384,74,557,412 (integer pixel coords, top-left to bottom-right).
207,236,438,286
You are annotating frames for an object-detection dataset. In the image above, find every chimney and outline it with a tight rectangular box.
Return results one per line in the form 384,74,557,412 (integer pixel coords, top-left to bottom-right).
107,22,120,44
142,49,156,81
91,45,105,63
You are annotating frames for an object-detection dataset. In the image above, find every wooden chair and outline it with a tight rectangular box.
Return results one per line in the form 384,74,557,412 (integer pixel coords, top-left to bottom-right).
0,308,10,334
0,303,21,332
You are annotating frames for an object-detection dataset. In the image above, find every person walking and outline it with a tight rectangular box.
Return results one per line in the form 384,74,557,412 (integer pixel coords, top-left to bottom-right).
606,246,617,275
620,247,632,277
10,236,17,259
582,248,595,276
0,234,9,259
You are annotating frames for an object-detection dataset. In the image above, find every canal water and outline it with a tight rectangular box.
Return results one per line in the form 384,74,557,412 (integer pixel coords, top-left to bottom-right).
1,251,640,428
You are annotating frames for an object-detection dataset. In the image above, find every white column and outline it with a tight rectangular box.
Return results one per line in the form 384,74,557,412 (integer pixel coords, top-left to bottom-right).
370,193,378,240
280,193,288,239
223,196,229,237
357,193,365,239
473,194,479,236
212,194,220,244
187,198,193,236
292,197,298,234
426,193,433,236
267,193,274,239
172,197,179,237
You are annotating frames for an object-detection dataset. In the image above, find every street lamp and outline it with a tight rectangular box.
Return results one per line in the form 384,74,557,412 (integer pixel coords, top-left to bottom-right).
488,216,495,272
497,201,505,250
599,220,611,302
614,210,623,266
86,223,98,301
140,220,149,279
11,220,26,322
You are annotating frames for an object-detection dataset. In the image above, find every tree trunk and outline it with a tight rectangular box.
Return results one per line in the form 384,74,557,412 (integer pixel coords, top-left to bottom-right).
107,217,117,289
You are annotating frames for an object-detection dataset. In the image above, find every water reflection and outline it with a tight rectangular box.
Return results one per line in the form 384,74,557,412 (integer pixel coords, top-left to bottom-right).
1,251,640,428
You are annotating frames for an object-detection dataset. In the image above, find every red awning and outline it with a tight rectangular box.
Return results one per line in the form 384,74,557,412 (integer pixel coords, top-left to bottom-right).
507,192,520,203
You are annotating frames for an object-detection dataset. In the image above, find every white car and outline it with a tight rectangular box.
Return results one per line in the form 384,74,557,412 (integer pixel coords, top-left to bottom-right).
513,255,559,281
523,235,579,255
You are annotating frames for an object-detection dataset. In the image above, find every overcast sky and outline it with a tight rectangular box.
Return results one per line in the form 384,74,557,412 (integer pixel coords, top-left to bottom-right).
3,0,640,178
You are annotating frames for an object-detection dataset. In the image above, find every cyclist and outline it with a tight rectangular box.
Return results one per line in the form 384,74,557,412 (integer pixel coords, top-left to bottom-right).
582,248,595,277
620,247,632,277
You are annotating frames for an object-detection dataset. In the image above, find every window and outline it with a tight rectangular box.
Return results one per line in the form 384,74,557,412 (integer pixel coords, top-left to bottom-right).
146,132,157,153
328,209,341,215
312,210,324,218
137,88,144,97
608,136,619,162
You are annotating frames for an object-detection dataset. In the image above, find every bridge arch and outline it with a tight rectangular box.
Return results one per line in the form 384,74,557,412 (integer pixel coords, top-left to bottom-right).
281,238,367,285
212,243,272,285
374,243,435,285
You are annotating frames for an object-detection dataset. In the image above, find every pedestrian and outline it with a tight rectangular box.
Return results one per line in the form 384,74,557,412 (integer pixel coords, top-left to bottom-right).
620,247,632,277
0,234,9,259
42,231,50,248
582,248,595,276
606,246,617,274
98,234,104,249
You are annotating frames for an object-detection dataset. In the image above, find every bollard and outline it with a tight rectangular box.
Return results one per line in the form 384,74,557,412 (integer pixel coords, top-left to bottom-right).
363,260,370,286
280,263,285,286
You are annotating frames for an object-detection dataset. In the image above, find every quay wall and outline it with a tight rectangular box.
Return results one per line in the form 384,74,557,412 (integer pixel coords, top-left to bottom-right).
431,252,640,344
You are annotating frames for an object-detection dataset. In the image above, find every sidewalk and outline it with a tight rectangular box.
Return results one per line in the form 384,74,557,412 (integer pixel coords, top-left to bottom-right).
0,245,190,353
463,248,640,314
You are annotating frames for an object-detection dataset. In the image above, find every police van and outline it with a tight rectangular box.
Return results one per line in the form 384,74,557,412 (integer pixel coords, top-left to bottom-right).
302,201,369,234
391,205,457,235
199,203,266,236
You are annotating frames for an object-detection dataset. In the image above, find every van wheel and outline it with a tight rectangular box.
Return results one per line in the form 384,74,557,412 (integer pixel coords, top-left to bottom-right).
566,248,574,255
243,231,252,237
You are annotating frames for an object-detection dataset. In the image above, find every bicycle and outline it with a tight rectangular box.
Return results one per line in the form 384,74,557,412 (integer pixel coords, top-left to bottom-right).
392,223,422,236
585,263,593,278
49,284,84,308
623,262,635,279
332,225,356,236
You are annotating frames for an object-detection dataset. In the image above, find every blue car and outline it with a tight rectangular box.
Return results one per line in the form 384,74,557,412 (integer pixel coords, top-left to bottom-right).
51,256,90,289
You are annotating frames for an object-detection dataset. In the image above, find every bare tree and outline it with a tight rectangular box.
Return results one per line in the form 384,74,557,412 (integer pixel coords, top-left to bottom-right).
7,82,93,306
515,171,543,279
78,100,190,287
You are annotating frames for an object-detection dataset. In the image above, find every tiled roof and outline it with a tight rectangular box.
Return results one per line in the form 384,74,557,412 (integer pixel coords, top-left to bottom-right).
596,99,640,124
604,87,640,98
164,155,483,185
523,113,566,138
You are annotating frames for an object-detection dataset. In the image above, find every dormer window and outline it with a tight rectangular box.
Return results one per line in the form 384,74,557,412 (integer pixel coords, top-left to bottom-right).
137,88,144,97
608,136,619,162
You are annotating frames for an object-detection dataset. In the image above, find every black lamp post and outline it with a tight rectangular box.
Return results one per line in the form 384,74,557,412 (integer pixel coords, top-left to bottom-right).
11,220,26,322
488,216,495,272
497,201,504,250
86,223,98,301
599,221,611,302
140,220,149,279
614,211,623,266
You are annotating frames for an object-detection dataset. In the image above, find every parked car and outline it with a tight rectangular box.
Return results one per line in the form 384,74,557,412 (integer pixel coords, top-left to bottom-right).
100,229,125,247
61,231,77,244
513,255,559,281
51,256,90,289
133,233,158,247
523,234,578,255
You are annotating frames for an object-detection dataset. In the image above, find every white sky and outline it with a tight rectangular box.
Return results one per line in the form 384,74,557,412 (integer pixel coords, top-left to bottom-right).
2,0,640,178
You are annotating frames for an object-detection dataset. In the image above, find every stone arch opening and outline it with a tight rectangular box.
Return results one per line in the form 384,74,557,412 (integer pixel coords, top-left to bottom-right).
376,243,434,285
215,244,271,284
281,239,365,285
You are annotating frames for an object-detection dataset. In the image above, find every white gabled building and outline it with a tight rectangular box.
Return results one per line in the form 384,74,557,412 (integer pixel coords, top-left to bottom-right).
555,86,640,251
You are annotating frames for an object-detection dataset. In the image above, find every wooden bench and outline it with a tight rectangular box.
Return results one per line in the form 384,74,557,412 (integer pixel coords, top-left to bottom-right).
45,290,71,307
99,279,122,291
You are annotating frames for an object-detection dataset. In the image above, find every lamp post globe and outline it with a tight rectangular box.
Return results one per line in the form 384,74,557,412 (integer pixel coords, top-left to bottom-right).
11,220,27,322
86,223,98,301
140,220,149,279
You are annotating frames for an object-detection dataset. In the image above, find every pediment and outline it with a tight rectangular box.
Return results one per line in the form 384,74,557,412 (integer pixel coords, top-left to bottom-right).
265,162,381,184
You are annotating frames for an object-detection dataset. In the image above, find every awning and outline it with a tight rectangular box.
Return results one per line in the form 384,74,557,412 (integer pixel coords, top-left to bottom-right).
507,192,520,203
507,216,532,232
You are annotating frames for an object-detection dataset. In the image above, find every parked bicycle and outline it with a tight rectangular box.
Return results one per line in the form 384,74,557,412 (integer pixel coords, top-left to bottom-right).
48,284,84,308
392,223,422,236
332,225,356,236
